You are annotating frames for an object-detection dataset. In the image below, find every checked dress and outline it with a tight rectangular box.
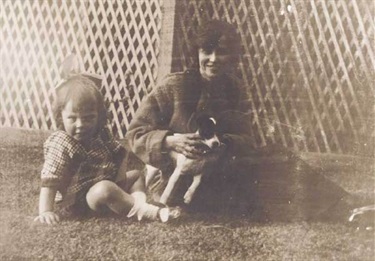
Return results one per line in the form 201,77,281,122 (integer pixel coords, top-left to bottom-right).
40,129,125,217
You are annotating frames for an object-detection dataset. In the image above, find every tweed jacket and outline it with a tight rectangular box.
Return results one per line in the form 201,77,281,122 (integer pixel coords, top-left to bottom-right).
125,69,254,172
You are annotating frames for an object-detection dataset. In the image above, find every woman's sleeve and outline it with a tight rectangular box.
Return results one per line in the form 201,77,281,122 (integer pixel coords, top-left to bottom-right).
40,132,73,189
220,87,256,157
125,78,174,169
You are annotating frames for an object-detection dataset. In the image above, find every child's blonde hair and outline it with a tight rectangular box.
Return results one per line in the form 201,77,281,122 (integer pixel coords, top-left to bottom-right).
53,75,107,131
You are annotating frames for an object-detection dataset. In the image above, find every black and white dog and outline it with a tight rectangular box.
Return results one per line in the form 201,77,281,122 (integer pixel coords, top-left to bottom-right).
146,114,222,205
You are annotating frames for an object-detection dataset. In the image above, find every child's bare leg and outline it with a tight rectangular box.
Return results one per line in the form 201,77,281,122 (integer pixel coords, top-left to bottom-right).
115,168,181,222
85,167,146,215
116,164,148,212
85,144,143,214
86,179,164,220
86,162,181,222
86,180,134,214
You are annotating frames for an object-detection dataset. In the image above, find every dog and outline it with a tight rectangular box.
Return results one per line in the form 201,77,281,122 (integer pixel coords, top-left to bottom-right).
146,114,222,205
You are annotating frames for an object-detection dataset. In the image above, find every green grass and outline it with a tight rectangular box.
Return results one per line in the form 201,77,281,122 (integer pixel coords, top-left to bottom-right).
0,127,374,260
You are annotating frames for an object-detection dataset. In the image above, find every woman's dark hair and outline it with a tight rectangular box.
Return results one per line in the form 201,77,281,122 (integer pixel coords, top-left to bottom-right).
53,75,107,131
194,19,241,55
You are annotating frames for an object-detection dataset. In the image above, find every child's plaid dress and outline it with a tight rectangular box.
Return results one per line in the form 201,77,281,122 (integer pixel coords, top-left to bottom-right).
41,129,125,217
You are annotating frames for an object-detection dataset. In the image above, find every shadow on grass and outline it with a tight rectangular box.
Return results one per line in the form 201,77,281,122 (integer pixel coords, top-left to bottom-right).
0,128,374,260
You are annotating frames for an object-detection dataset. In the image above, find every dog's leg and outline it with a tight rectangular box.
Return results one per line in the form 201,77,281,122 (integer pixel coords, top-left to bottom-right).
159,167,182,205
183,174,202,204
145,165,160,187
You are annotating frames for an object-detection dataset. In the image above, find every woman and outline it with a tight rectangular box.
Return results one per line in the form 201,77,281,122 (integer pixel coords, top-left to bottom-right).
125,20,369,222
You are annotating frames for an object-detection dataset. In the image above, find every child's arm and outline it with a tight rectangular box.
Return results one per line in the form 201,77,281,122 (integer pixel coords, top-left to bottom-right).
34,187,60,225
36,131,75,224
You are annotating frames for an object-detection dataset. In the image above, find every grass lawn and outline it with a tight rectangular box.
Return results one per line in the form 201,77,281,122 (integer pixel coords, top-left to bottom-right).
0,127,374,260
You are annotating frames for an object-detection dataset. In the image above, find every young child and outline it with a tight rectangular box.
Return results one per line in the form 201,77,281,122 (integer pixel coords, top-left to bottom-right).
34,74,179,224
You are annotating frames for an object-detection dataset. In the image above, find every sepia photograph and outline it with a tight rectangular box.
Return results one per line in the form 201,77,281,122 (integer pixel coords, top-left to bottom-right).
0,0,374,260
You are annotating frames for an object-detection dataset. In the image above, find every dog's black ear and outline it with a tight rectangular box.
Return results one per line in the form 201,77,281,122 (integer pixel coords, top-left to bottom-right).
196,114,217,139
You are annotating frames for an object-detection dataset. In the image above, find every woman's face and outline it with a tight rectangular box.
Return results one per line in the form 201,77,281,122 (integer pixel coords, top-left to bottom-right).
198,36,233,81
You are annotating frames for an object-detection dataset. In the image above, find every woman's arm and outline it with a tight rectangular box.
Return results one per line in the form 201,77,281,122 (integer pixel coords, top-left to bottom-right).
125,74,205,167
125,86,173,168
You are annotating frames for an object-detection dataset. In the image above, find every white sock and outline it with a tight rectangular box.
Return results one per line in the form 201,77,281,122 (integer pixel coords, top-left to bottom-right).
127,192,147,218
135,203,159,221
131,191,147,204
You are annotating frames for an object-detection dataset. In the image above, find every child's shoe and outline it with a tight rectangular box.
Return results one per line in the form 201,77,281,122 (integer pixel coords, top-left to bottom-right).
158,207,182,223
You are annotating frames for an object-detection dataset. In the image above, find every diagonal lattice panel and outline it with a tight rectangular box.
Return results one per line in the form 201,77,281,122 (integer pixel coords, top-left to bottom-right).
0,0,162,138
173,0,374,155
1,0,373,155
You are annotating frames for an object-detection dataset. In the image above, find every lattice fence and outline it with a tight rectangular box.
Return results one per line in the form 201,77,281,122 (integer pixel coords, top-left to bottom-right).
173,0,374,155
0,0,162,138
1,0,374,155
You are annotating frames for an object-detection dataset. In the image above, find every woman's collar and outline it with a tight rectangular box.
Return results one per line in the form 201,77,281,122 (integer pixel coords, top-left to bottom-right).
199,73,231,91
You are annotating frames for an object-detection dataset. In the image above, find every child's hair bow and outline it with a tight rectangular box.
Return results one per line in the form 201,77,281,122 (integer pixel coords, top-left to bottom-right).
55,53,102,90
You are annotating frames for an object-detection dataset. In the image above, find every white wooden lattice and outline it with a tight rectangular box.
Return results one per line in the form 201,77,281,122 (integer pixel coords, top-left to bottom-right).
173,0,374,154
0,0,162,138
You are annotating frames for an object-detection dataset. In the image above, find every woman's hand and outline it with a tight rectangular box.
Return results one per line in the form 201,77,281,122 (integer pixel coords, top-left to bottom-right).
34,211,60,225
165,133,207,159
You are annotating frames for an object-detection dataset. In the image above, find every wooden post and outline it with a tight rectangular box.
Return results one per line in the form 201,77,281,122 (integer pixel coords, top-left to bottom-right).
157,0,177,81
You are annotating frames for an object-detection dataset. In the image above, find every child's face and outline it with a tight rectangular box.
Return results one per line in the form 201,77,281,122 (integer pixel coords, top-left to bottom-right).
61,98,99,145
